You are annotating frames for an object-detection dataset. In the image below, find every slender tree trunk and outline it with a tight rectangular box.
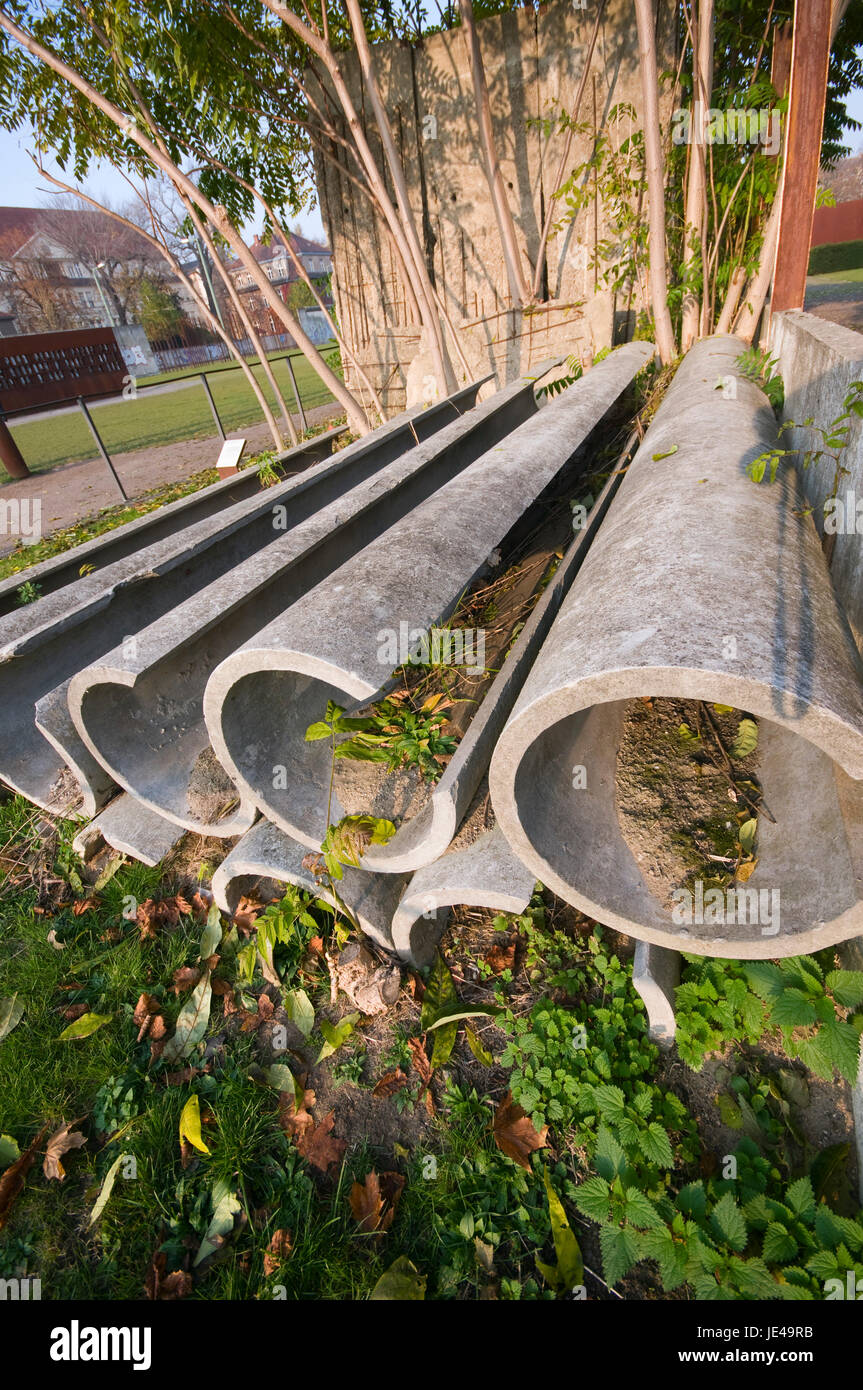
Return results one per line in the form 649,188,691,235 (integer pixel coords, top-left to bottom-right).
681,0,714,351
36,165,288,450
0,6,370,436
458,0,532,306
634,0,676,363
531,0,606,302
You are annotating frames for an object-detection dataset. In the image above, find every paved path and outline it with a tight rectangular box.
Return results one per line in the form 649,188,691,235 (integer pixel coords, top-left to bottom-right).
804,279,863,335
0,402,343,558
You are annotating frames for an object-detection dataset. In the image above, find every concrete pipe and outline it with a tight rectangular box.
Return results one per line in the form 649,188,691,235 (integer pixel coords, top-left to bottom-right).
204,342,654,851
66,371,549,835
72,793,183,869
0,427,343,620
391,826,536,966
0,379,490,815
358,461,628,873
211,817,407,954
489,335,863,958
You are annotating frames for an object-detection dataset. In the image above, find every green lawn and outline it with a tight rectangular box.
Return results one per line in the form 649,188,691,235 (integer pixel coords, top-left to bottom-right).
807,267,863,284
6,345,341,477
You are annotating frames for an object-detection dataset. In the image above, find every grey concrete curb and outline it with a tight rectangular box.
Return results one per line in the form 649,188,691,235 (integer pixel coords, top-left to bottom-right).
391,825,536,966
632,941,680,1047
489,335,863,957
72,792,183,868
66,372,544,836
211,816,407,954
204,342,654,852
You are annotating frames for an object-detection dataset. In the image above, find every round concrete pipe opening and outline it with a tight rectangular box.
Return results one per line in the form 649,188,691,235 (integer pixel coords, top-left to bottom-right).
74,673,257,837
492,679,863,958
207,661,377,849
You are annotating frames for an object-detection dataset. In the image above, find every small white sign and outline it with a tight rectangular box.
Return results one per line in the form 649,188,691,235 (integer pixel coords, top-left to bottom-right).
216,437,246,473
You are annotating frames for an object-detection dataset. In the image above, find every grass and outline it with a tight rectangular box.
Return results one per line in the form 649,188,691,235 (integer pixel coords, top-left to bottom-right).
5,345,341,477
808,238,863,278
808,267,863,284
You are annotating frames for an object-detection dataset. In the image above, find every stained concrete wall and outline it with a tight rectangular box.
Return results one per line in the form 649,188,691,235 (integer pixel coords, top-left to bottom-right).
311,0,675,410
771,310,863,647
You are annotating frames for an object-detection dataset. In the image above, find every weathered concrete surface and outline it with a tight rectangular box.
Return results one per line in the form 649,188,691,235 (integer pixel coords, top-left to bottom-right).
631,941,679,1047
1,380,489,815
204,342,652,850
391,826,535,966
67,372,545,835
0,428,342,618
489,335,863,957
361,460,627,872
72,793,183,868
312,0,675,408
770,310,863,647
211,817,407,954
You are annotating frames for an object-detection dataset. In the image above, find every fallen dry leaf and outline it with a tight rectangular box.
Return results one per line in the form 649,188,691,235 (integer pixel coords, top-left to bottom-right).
136,895,193,941
43,1120,86,1181
373,1069,408,1098
148,1013,168,1060
71,898,99,916
0,1125,49,1231
61,1002,89,1023
408,1036,435,1117
233,894,264,935
296,1110,346,1173
133,992,164,1043
278,1087,316,1143
493,1092,548,1171
482,942,516,975
144,1249,193,1300
349,1170,405,1233
171,966,201,996
164,1066,200,1087
263,1228,293,1275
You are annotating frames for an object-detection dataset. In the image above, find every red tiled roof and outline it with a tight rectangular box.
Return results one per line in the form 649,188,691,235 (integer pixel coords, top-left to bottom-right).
0,205,120,255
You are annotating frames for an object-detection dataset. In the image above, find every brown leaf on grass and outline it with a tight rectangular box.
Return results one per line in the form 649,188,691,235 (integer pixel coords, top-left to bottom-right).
278,1087,316,1142
0,1124,49,1231
296,1110,346,1173
493,1092,548,1171
144,1249,193,1300
373,1069,408,1098
136,895,193,941
349,1170,405,1233
233,894,264,935
71,898,99,916
133,992,164,1043
263,1228,293,1275
164,1066,200,1087
43,1120,86,1181
482,942,516,975
187,891,210,923
171,966,201,996
61,1002,89,1023
149,1013,168,1060
407,1036,435,1116
100,926,122,943
308,936,325,957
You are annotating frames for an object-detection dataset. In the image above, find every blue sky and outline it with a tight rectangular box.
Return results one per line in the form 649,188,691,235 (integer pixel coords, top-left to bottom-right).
1,77,861,246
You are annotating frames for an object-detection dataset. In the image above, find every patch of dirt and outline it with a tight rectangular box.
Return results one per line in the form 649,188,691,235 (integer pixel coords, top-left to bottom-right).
333,757,428,825
615,697,760,909
186,746,240,825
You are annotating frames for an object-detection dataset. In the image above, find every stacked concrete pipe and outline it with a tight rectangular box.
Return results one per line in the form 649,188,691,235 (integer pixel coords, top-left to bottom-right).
489,335,863,959
203,341,653,852
65,370,549,836
0,379,490,816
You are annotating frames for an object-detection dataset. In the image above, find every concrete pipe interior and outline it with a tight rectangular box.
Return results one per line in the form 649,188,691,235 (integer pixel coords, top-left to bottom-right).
507,692,863,958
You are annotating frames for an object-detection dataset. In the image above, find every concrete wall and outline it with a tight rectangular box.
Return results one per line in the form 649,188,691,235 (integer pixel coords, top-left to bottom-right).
771,310,863,646
311,0,675,410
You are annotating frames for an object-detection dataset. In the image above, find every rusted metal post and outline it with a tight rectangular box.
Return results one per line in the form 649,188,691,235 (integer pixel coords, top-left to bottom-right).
77,397,127,502
199,372,226,440
771,0,832,316
283,354,307,434
0,416,30,479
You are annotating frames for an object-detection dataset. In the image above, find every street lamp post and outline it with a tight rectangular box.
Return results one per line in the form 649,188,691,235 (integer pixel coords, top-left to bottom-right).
91,261,118,328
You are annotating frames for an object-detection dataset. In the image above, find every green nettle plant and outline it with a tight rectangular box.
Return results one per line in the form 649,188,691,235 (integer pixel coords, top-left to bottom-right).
735,346,784,411
306,696,456,785
674,953,863,1084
